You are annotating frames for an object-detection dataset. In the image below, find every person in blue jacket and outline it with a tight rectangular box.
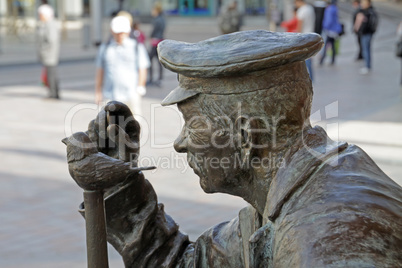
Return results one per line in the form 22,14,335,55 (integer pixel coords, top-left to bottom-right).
319,0,342,65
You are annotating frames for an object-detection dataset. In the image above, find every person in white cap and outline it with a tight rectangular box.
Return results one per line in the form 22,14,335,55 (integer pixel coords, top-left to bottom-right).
36,4,60,99
95,15,150,117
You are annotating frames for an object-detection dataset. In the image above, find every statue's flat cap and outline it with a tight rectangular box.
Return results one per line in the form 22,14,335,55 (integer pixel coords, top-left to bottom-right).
158,30,323,78
159,30,323,106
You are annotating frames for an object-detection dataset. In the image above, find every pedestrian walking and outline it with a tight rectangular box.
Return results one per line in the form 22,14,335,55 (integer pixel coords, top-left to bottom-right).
397,21,402,95
95,16,150,117
147,2,166,87
36,4,60,99
116,10,145,45
280,7,299,33
218,1,242,34
352,0,363,60
295,0,316,81
116,10,134,32
132,20,146,44
354,0,378,75
319,0,343,66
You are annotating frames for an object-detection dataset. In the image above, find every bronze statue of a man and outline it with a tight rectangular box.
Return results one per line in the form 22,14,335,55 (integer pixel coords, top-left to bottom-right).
64,31,402,267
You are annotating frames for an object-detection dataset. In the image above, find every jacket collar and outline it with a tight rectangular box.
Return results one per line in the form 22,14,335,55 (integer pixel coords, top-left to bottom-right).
263,126,348,222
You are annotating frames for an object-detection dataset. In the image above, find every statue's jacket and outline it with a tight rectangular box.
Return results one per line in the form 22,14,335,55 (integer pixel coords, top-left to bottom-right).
79,126,402,267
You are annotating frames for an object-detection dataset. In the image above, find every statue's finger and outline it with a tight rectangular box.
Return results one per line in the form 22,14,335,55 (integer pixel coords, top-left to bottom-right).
94,106,109,151
104,101,132,117
87,120,99,145
107,124,139,162
104,101,140,143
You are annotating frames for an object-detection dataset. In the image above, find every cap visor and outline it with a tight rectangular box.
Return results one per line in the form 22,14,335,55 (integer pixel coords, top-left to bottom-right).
161,86,200,106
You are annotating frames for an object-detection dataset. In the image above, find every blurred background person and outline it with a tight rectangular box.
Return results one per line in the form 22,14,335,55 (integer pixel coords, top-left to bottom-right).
218,1,242,34
353,0,363,61
354,0,378,75
147,2,166,87
36,4,60,99
319,0,343,66
116,10,145,44
132,20,146,44
117,10,134,32
14,0,25,17
295,0,315,81
95,16,150,117
397,21,402,96
280,7,299,33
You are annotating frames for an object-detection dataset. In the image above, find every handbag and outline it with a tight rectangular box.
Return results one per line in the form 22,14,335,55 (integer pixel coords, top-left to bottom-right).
397,39,402,58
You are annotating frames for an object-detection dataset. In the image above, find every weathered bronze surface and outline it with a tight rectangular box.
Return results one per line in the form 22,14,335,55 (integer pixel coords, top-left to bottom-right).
64,31,402,267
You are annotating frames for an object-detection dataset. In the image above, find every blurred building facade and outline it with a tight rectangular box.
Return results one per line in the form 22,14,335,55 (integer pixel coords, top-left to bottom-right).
0,0,270,18
0,0,82,18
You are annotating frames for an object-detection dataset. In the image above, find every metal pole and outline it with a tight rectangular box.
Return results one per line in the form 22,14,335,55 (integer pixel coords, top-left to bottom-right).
270,1,277,32
58,0,67,40
90,0,102,46
283,0,293,21
0,0,3,54
118,0,124,11
82,17,90,49
83,190,109,268
265,0,271,30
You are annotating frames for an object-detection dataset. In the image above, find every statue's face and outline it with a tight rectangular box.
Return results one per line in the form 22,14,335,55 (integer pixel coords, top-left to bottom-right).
175,97,240,194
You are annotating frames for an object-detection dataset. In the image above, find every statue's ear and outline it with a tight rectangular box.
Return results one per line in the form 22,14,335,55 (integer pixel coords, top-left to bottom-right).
235,116,252,165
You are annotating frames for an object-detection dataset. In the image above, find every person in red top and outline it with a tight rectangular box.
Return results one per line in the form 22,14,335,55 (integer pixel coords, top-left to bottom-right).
132,20,146,44
280,7,299,32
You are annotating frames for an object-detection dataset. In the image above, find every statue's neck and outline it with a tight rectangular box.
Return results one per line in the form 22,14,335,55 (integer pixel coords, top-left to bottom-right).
242,131,306,216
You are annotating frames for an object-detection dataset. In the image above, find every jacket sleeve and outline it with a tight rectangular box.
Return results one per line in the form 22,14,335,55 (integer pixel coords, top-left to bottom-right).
177,217,244,268
322,7,334,31
80,171,244,268
100,172,190,267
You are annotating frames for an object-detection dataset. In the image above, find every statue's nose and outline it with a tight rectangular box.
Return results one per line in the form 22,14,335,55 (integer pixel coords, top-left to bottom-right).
174,132,187,153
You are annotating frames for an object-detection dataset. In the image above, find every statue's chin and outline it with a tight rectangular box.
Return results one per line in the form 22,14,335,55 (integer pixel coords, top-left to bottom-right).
199,177,217,194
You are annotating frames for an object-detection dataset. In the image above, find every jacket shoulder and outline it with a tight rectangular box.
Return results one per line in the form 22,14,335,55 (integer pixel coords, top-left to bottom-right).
273,144,402,267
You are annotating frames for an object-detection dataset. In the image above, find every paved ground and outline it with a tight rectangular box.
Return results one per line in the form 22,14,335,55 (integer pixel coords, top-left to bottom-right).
0,1,402,267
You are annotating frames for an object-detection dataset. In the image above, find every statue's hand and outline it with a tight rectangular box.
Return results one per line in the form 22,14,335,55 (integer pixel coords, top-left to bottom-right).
87,101,140,164
62,131,153,191
62,102,154,191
